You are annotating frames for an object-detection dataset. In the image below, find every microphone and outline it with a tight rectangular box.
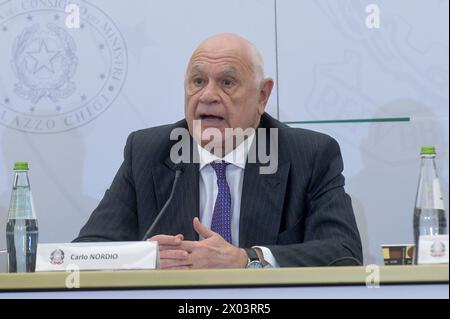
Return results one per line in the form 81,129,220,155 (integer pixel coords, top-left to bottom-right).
141,165,184,241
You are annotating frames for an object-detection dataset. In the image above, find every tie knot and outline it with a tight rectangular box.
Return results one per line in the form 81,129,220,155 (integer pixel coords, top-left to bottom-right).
210,161,229,179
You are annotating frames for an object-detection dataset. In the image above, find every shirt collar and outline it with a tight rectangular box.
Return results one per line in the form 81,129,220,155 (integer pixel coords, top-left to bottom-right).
197,133,255,170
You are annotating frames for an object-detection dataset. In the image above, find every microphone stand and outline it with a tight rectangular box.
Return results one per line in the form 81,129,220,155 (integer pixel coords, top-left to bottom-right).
141,167,183,241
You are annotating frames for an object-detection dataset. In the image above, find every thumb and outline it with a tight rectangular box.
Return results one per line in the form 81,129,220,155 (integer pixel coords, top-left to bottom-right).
193,217,216,239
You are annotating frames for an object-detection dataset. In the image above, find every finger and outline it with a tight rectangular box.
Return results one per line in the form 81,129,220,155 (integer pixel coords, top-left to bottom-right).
177,240,198,253
148,234,182,246
193,217,216,239
159,244,184,251
159,259,192,269
160,250,189,260
150,234,184,244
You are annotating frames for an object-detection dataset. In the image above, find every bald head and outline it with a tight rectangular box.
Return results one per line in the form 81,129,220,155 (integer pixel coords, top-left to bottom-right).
187,33,265,82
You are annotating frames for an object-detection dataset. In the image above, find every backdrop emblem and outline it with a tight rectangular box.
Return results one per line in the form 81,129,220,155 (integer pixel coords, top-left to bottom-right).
0,0,128,133
12,23,78,104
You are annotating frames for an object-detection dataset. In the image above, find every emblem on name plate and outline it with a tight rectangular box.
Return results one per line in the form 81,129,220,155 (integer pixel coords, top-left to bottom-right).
50,249,65,265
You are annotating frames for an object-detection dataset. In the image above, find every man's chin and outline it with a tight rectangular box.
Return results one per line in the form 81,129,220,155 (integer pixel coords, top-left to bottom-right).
199,129,226,146
197,119,228,130
193,120,227,138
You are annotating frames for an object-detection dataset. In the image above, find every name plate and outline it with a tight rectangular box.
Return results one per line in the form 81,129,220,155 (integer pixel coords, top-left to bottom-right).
36,241,159,271
418,235,449,265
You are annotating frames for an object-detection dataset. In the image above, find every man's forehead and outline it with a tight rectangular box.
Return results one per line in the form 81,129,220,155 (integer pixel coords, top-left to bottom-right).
190,46,249,60
189,64,240,74
188,50,253,74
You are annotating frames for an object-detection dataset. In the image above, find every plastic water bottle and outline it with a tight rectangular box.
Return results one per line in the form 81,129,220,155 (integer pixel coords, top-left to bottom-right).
413,146,447,264
6,162,39,272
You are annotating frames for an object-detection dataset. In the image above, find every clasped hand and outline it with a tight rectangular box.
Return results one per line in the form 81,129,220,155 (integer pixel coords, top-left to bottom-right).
148,217,248,269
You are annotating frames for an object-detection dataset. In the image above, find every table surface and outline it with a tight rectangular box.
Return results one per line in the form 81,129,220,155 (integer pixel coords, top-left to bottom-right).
0,264,448,291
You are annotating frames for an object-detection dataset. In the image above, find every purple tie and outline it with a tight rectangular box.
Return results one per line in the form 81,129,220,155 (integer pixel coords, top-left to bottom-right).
210,161,232,243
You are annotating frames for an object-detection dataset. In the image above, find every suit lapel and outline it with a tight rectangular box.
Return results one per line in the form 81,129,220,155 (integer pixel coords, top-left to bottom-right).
239,161,290,247
239,115,291,247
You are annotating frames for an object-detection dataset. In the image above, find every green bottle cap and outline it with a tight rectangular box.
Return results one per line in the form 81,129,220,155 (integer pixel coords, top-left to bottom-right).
14,162,29,170
420,146,436,155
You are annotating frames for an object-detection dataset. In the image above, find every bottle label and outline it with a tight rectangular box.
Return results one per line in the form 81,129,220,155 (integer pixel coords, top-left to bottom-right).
8,189,37,219
418,235,449,264
433,179,445,210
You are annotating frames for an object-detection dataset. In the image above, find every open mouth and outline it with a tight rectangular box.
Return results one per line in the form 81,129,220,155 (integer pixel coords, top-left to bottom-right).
199,115,224,121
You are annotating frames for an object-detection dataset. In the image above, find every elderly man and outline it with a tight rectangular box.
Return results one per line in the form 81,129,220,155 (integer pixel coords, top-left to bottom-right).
75,34,362,268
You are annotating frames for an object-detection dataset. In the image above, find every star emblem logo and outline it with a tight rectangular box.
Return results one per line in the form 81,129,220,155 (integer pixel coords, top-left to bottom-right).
27,40,61,74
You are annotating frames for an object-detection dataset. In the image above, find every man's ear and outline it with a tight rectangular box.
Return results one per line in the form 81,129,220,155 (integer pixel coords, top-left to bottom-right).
258,78,274,115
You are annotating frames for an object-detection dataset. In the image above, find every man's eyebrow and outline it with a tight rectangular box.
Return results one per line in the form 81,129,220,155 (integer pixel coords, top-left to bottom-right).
190,65,205,73
219,66,239,75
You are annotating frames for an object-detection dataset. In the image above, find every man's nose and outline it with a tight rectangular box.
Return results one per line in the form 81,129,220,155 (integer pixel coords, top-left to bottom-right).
198,81,220,104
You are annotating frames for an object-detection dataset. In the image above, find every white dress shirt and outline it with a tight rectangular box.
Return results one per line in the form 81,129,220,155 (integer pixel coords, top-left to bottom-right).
197,134,280,268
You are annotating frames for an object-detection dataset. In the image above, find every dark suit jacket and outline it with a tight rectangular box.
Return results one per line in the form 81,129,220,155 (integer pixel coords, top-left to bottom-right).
74,113,363,267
